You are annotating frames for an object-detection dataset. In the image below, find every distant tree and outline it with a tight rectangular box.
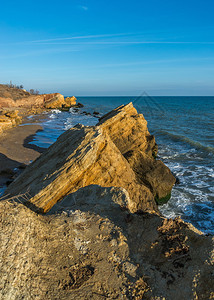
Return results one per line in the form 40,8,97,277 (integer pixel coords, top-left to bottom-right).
29,89,40,95
5,82,25,90
9,81,13,88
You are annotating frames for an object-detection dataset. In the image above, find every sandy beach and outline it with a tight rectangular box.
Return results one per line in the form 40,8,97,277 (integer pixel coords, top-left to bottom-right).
0,123,45,187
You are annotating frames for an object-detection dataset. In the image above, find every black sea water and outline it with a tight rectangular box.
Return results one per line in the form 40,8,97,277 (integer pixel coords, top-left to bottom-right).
7,96,214,234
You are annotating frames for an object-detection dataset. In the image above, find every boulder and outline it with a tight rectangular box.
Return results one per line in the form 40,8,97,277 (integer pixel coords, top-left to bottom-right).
44,93,65,109
5,124,156,214
64,96,77,107
98,103,176,203
0,110,22,133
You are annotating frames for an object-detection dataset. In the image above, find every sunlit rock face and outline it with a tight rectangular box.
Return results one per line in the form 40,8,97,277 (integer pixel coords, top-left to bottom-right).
5,124,156,214
64,96,77,107
5,102,175,213
98,102,176,204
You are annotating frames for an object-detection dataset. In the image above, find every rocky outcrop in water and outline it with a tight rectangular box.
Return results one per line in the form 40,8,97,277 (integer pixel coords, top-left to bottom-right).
43,93,65,109
5,103,175,213
98,103,176,204
64,96,77,107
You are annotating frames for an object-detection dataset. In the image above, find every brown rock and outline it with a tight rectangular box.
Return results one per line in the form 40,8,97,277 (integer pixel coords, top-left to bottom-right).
64,96,77,107
0,186,213,299
5,110,19,118
0,94,44,108
0,115,10,122
44,93,65,109
98,102,155,155
98,102,176,203
5,124,156,214
0,110,22,134
124,149,175,204
0,90,66,110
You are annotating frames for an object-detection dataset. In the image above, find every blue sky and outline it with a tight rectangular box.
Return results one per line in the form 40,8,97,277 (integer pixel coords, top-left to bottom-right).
1,0,214,95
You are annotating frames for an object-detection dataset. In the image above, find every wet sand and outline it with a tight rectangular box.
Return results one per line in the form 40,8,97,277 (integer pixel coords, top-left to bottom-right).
0,123,45,186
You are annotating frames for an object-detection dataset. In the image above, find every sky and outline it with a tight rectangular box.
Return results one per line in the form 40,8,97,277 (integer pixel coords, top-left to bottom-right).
0,0,214,96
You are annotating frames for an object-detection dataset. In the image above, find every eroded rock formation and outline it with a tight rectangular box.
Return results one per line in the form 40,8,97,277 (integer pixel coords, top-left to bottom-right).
5,103,176,213
5,124,156,214
0,84,78,134
98,103,176,203
0,84,77,111
0,110,22,134
0,185,213,299
64,96,77,107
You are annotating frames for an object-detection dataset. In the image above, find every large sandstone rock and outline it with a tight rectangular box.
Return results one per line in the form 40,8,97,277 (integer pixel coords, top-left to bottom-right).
0,185,213,299
44,93,65,109
5,124,156,214
98,102,156,156
64,96,77,107
98,103,176,203
5,102,176,212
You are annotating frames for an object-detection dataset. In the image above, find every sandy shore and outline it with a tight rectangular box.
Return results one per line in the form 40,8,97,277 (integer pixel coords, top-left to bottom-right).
0,122,45,187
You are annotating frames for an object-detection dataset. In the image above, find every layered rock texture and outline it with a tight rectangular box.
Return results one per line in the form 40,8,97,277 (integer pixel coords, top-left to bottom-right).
5,103,174,213
1,102,213,299
98,103,176,204
0,84,78,111
5,124,156,214
0,110,22,134
0,186,213,299
64,96,77,107
0,91,75,110
0,84,77,134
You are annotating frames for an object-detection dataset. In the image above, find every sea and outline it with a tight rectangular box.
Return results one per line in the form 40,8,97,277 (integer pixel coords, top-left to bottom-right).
4,96,214,234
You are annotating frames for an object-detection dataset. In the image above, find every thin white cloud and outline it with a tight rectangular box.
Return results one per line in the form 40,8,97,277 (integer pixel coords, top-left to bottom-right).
79,5,88,11
30,41,214,46
20,33,139,44
97,57,214,68
15,32,214,46
28,33,132,43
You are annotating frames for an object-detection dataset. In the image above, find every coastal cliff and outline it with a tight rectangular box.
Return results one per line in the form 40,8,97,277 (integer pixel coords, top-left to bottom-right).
0,84,77,134
0,101,213,299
